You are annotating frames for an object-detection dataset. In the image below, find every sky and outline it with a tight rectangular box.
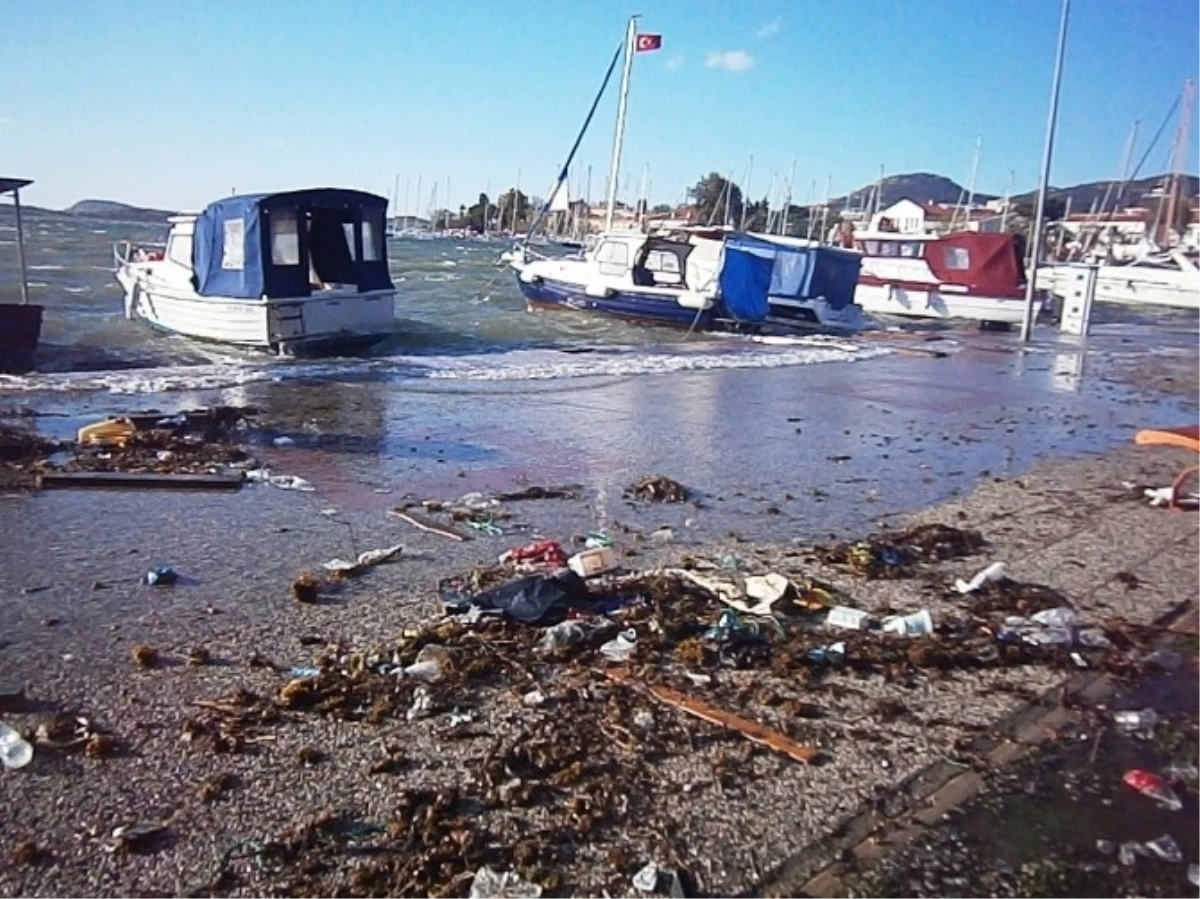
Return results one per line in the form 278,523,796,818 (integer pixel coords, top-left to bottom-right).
1,0,1197,214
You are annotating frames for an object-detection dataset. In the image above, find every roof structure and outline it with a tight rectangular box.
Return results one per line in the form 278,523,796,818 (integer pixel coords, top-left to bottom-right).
0,177,33,196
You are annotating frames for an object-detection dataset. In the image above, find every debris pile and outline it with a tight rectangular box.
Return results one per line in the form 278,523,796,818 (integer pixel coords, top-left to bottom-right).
625,475,690,503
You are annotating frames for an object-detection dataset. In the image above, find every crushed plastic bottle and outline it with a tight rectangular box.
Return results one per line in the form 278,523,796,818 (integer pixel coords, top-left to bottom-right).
954,561,1007,594
468,866,542,898
1145,833,1183,863
1123,768,1183,811
1113,708,1159,733
0,720,34,769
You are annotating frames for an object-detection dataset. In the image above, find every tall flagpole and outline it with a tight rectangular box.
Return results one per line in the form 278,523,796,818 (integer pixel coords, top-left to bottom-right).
1021,0,1070,343
605,15,640,232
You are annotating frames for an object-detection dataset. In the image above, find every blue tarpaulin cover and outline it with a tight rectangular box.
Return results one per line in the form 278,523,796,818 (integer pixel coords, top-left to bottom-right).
192,188,392,299
717,234,776,322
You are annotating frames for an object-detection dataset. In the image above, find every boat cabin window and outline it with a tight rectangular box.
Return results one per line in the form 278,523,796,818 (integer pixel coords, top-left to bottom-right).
221,219,245,270
595,241,629,277
166,232,192,267
342,224,358,261
361,209,384,262
899,242,922,257
944,246,970,270
633,241,689,287
859,240,879,255
307,210,358,288
270,211,300,266
878,241,900,257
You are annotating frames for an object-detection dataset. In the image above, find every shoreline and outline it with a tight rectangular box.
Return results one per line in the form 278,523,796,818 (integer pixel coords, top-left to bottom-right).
0,442,1196,896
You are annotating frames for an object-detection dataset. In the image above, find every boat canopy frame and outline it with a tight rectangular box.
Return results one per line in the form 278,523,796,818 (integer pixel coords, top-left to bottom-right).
192,188,394,299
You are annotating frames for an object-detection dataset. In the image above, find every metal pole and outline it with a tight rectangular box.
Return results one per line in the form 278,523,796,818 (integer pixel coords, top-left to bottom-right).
13,188,29,305
1021,0,1070,343
604,16,639,232
739,155,754,231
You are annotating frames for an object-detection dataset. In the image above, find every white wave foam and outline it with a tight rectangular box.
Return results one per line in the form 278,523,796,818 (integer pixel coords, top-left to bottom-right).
422,342,892,382
27,264,66,271
63,286,90,293
0,338,892,395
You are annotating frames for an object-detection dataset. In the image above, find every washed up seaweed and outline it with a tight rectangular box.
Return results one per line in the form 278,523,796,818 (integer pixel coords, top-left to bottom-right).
625,475,690,503
815,523,986,579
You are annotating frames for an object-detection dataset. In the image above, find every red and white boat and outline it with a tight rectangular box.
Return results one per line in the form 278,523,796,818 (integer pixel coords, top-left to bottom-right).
849,230,1042,325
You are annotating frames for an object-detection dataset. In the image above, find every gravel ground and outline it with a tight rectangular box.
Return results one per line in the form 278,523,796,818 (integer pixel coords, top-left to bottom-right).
0,442,1195,898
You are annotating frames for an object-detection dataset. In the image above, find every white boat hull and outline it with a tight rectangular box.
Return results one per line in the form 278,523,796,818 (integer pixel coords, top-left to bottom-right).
1038,264,1200,311
854,281,1039,325
117,262,396,353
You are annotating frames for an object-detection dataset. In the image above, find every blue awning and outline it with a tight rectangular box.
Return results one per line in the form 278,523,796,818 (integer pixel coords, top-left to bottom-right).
192,188,393,299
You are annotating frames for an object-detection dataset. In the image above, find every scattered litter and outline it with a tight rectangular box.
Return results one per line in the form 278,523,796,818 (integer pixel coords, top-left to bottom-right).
401,645,451,682
611,672,819,764
1113,708,1159,733
568,546,620,578
1095,839,1114,855
633,862,660,893
536,617,615,653
501,540,568,570
447,709,474,727
77,417,135,447
1144,486,1200,508
600,629,639,663
1188,863,1199,887
522,689,547,707
1123,768,1183,810
444,570,590,625
246,469,315,492
807,642,847,665
406,686,434,722
584,531,613,549
625,474,689,503
881,609,934,638
826,605,871,631
469,865,542,898
954,561,1007,594
1145,833,1183,863
143,565,178,587
1119,841,1150,867
289,666,321,679
109,822,169,854
389,508,468,542
272,436,295,446
673,569,791,617
467,519,504,536
322,544,403,577
0,720,34,769
650,526,675,545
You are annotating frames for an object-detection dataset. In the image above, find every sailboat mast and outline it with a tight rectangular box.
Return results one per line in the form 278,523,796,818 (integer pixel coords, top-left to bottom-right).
739,155,754,231
781,157,797,235
513,168,521,233
1000,169,1014,231
415,175,423,228
637,161,649,228
964,134,982,223
446,175,452,231
604,16,640,232
1164,79,1195,246
392,173,400,228
403,178,410,229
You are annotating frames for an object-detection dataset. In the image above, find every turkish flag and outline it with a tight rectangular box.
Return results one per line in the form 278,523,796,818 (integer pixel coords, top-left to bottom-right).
635,33,662,52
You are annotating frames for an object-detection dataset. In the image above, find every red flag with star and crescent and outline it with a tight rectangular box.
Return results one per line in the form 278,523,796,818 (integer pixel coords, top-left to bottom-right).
635,33,662,52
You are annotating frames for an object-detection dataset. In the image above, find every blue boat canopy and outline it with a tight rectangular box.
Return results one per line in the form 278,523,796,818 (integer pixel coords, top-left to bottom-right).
192,188,393,299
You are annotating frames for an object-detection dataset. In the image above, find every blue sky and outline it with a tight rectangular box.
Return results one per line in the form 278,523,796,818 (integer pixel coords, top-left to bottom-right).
2,0,1197,213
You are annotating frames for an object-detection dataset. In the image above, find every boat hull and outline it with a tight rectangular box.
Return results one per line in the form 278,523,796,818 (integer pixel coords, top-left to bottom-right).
118,265,396,354
853,280,1039,325
1038,264,1200,311
518,275,715,330
0,303,43,374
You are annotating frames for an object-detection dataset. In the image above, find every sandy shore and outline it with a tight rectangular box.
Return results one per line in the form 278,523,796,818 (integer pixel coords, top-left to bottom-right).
0,320,1196,897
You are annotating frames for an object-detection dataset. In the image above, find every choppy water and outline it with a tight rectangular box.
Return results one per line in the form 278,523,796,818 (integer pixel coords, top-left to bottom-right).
0,209,897,399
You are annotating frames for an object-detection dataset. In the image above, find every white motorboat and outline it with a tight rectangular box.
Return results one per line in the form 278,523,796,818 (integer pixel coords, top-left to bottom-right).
114,188,397,354
849,230,1042,325
1038,251,1200,311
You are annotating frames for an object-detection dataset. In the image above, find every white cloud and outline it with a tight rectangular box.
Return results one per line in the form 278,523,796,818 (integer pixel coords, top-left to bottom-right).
665,53,685,70
0,116,12,126
756,18,782,39
705,50,755,73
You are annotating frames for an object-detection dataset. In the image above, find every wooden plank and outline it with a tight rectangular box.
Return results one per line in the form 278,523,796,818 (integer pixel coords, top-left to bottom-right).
607,668,820,764
38,471,244,491
388,508,469,541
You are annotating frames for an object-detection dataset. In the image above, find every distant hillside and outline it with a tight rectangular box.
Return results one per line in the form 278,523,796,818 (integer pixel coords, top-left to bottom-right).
832,172,998,210
64,199,174,223
1010,174,1199,213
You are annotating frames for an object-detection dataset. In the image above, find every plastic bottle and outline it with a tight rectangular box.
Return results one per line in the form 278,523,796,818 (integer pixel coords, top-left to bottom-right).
0,721,34,769
1123,768,1183,811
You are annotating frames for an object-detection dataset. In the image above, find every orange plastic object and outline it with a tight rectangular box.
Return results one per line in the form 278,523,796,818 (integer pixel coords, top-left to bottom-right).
1134,425,1200,453
76,417,136,448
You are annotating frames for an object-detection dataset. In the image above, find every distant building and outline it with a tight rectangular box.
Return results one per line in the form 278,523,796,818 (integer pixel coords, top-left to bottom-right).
1059,207,1151,242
